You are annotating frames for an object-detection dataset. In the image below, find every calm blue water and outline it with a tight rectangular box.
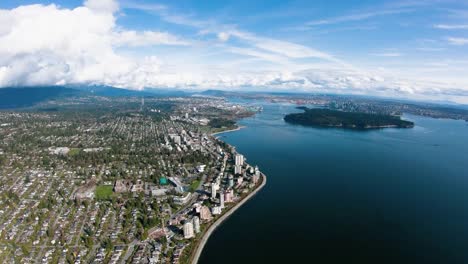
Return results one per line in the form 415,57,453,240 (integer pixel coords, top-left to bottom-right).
199,102,468,264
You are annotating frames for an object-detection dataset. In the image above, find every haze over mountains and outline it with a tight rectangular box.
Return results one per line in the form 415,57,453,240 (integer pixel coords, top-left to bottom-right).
0,86,189,109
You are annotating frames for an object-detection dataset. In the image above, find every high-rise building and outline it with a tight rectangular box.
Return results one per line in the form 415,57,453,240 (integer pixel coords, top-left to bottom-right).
255,166,260,177
235,154,244,166
228,176,234,188
220,192,225,209
212,206,222,215
193,216,200,234
200,206,213,221
193,203,201,213
211,182,218,199
224,191,230,203
252,174,259,184
183,222,194,239
224,189,234,203
234,165,242,175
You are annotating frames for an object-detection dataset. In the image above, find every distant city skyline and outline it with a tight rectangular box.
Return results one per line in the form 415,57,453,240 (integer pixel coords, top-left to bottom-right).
1,0,468,103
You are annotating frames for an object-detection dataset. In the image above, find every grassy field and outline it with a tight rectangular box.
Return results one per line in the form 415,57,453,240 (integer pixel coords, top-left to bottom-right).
95,185,113,200
189,180,201,192
68,148,81,156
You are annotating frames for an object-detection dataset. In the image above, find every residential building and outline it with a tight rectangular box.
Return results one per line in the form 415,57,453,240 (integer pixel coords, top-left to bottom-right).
193,217,200,234
183,222,194,239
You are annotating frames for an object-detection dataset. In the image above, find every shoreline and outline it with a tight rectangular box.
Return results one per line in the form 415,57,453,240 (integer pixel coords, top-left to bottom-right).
211,125,246,136
190,173,267,264
284,120,414,130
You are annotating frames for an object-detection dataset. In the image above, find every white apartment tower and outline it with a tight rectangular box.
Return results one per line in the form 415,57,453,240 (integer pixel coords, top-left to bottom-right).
235,154,244,166
220,192,225,209
234,165,242,175
183,222,194,239
211,182,218,199
193,216,201,233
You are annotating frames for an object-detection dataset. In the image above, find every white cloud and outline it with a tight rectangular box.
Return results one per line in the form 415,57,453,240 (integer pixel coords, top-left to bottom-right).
226,30,334,60
372,52,403,57
0,1,189,89
84,0,119,13
306,9,412,26
226,47,290,64
125,3,335,61
217,32,230,42
0,0,467,103
435,24,468,30
253,37,332,60
303,1,448,28
113,30,190,47
448,37,468,45
120,2,166,12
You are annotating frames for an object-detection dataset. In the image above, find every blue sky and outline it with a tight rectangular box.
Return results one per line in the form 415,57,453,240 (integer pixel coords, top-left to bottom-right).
1,0,468,102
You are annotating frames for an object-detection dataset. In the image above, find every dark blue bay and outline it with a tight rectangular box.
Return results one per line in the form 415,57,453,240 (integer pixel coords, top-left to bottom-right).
199,102,468,264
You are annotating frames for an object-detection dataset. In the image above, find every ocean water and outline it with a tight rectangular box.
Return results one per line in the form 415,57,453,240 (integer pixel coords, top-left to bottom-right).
199,102,468,264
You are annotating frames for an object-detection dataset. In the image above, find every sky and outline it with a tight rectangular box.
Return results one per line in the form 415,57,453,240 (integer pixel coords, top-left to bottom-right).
1,0,468,103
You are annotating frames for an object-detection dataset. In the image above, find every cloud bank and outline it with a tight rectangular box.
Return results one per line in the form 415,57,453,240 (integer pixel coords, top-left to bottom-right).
0,0,467,103
0,0,185,88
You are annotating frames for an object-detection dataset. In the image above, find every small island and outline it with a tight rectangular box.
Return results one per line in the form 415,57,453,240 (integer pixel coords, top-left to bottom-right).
284,107,414,129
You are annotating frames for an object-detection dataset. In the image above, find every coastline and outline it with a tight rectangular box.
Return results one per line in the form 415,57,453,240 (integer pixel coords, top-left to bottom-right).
190,173,267,264
284,120,414,130
211,125,246,136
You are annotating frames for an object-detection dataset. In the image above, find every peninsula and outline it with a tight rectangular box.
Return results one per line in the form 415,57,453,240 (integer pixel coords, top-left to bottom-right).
0,91,266,264
284,107,414,129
